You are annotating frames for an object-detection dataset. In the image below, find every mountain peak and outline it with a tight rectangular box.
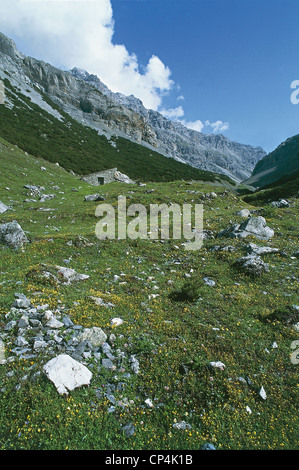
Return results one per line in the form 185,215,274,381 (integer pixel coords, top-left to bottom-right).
0,31,266,182
0,32,24,60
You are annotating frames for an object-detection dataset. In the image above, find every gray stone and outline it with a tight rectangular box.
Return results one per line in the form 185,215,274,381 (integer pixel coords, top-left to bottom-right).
82,168,135,186
0,221,29,250
0,338,6,364
238,217,274,240
210,361,226,370
84,193,106,202
130,355,140,374
121,422,135,438
15,336,29,347
173,421,192,430
4,320,17,331
0,201,9,214
18,315,30,329
29,318,42,328
62,316,74,328
203,277,216,287
33,340,48,351
218,216,274,241
13,293,31,309
236,209,250,218
201,443,216,450
78,327,107,347
40,194,55,202
271,199,290,208
45,317,64,329
55,266,90,284
246,243,279,256
102,358,114,370
235,254,269,276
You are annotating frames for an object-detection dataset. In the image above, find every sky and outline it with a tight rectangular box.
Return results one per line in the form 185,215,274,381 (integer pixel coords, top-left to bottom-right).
0,0,298,153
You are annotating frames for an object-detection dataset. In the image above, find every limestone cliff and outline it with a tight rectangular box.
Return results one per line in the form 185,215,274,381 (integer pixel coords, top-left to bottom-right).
0,32,266,181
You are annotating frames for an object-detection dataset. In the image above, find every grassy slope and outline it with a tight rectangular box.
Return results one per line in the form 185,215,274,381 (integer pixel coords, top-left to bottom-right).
242,172,299,206
245,134,299,188
0,76,234,185
0,139,298,450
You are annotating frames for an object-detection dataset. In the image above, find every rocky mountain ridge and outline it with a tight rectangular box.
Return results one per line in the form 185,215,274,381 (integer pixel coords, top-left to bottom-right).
0,32,266,181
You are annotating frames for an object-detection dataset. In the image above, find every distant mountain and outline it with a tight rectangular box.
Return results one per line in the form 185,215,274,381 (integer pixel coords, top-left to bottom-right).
0,34,236,184
70,67,266,182
0,32,266,181
244,134,299,188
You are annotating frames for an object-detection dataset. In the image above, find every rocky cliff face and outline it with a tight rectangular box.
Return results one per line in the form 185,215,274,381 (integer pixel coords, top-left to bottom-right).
0,32,266,181
70,67,266,181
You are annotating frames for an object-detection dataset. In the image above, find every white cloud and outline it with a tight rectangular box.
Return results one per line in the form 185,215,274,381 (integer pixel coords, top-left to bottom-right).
183,119,205,133
160,106,184,120
0,0,174,110
0,0,230,133
205,120,229,133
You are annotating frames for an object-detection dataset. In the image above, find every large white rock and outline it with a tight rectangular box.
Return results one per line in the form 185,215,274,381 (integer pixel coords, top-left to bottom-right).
43,354,92,395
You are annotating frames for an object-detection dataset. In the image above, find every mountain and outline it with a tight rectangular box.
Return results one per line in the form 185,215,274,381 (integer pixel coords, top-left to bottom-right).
70,68,266,182
244,133,299,188
0,32,266,182
0,34,239,184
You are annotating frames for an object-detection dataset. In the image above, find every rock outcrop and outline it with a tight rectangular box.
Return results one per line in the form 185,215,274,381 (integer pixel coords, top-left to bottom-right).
0,221,29,250
218,216,274,241
0,32,266,182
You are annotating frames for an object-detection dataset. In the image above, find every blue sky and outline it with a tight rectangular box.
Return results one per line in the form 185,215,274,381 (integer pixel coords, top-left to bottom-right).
0,0,298,153
111,0,299,152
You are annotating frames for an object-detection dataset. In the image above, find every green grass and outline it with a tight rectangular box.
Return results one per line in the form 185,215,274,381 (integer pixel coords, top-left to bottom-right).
0,78,234,185
0,140,298,450
243,173,299,206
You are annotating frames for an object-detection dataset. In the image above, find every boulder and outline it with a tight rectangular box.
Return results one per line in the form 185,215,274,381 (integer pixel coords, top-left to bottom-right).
84,194,106,202
218,216,274,241
13,293,31,309
43,354,93,395
236,209,250,218
245,242,279,256
235,254,269,276
78,327,107,347
271,199,290,208
0,221,29,250
0,201,9,214
40,194,55,202
55,266,90,284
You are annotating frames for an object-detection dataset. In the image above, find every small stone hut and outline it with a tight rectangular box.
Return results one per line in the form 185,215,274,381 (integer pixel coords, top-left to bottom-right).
81,168,135,186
